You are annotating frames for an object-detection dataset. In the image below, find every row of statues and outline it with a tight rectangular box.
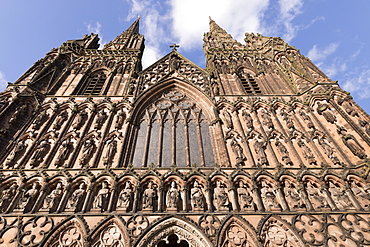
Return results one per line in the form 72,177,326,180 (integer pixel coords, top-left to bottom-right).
0,177,368,213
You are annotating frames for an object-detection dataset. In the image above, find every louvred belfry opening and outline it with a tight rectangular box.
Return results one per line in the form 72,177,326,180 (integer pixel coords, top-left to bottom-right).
132,89,215,167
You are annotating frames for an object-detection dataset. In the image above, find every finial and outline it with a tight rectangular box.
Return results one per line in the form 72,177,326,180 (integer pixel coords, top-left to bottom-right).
170,43,180,51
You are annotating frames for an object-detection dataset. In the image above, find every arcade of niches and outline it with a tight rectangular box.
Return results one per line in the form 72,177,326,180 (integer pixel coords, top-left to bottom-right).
0,17,369,246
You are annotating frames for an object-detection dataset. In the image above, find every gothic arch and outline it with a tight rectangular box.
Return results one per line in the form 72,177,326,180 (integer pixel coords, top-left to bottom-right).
135,216,213,247
217,216,260,247
89,216,130,247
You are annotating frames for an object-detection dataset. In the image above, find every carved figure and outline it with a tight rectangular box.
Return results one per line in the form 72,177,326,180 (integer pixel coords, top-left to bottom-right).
190,180,204,211
103,137,117,165
254,138,268,166
93,181,110,212
118,181,133,210
53,111,68,130
30,139,51,167
18,182,38,211
264,225,288,247
338,98,358,117
283,180,305,210
242,110,253,129
328,181,353,210
350,181,370,209
66,183,86,210
9,105,27,125
43,182,63,211
55,138,74,167
0,183,18,212
281,109,294,129
222,110,233,129
317,136,340,165
299,110,314,128
142,181,157,210
6,139,27,168
297,140,316,165
115,109,126,129
228,133,246,163
316,102,336,124
261,109,274,129
213,180,229,211
32,110,47,130
305,180,329,210
237,180,254,211
337,127,367,159
166,181,180,209
275,140,292,165
79,138,96,166
260,180,280,211
359,120,370,137
94,110,108,130
72,110,87,130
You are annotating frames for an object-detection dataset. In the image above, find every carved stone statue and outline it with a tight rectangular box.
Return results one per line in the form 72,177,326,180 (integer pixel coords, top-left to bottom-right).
55,138,74,167
103,137,117,165
222,110,233,129
283,180,305,210
281,109,294,129
142,181,157,211
228,133,246,163
9,105,27,125
317,136,340,165
305,180,329,210
359,120,370,137
254,138,268,166
260,180,280,211
338,97,358,117
6,139,27,168
0,183,18,212
237,180,254,211
94,110,108,130
53,111,68,130
115,109,126,129
350,181,370,209
18,182,39,211
242,110,253,129
263,225,288,247
72,110,87,130
297,140,316,165
166,181,180,210
79,138,96,166
213,180,229,211
118,181,133,211
43,182,63,212
275,140,292,165
190,180,204,211
328,181,353,210
32,110,48,130
299,110,314,129
261,109,274,129
66,183,86,210
93,181,110,212
30,139,51,167
337,127,367,159
316,102,336,124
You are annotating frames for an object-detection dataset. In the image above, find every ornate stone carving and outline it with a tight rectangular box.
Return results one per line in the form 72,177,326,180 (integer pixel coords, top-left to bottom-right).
94,110,108,130
316,135,340,165
72,110,87,130
166,181,180,210
260,180,281,211
222,224,249,247
55,137,74,167
260,108,274,129
103,136,117,166
305,180,329,210
337,126,367,159
20,216,53,246
190,180,205,211
142,181,157,211
79,137,96,166
328,181,353,210
241,109,253,130
237,180,254,211
350,181,370,209
222,110,233,129
118,181,134,211
297,140,316,165
93,181,110,212
17,182,39,212
316,102,336,124
274,140,292,166
115,109,126,129
31,110,48,130
92,224,126,247
55,226,83,247
43,182,64,212
5,139,27,168
299,110,314,129
9,105,27,125
53,111,68,130
30,139,51,167
253,136,268,166
127,215,149,237
0,183,18,212
213,180,230,211
66,182,86,211
283,180,305,211
199,214,221,237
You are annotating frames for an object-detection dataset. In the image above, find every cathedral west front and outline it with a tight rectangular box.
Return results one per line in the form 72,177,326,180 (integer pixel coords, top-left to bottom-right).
0,17,369,246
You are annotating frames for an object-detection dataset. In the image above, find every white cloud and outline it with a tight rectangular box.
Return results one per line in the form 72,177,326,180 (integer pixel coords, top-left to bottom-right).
307,43,340,62
142,45,162,68
343,68,370,99
0,71,8,92
86,21,107,48
277,0,303,42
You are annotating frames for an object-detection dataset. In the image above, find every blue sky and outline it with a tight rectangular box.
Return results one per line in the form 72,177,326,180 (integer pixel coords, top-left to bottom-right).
0,0,369,113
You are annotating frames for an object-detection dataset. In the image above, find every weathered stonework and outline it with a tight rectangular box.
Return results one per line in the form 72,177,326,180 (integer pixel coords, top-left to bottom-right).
0,17,369,246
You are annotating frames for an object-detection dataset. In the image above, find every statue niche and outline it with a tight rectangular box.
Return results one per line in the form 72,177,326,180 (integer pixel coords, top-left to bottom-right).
0,183,18,212
260,180,281,211
66,182,86,212
213,180,230,212
283,180,305,211
92,181,110,212
43,182,64,212
190,179,205,212
55,137,74,167
142,181,158,212
305,180,330,210
118,181,134,212
30,138,51,168
5,139,28,168
337,126,367,159
166,181,180,211
17,182,39,213
237,180,255,211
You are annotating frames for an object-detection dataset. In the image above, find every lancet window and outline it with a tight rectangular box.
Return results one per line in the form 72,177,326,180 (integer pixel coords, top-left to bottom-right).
74,71,107,95
238,69,261,94
132,90,215,167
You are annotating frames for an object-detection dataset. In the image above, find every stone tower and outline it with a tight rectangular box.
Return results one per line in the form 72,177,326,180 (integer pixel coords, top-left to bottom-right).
0,17,369,247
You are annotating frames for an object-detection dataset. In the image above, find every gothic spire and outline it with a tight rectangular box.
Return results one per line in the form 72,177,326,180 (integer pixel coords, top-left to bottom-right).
103,16,144,50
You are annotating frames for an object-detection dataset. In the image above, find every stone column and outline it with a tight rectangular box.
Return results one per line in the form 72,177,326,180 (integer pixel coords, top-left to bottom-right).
108,183,117,212
181,183,188,212
57,185,71,213
228,183,238,211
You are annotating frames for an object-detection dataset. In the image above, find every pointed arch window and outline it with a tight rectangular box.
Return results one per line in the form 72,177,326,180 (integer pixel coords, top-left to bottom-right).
131,90,215,167
74,71,107,95
238,69,261,94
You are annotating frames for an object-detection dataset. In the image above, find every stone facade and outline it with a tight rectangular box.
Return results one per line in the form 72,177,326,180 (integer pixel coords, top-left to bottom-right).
0,17,369,246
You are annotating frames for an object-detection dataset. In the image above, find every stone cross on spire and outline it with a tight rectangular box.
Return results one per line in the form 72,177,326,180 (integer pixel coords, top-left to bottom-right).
170,44,180,51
